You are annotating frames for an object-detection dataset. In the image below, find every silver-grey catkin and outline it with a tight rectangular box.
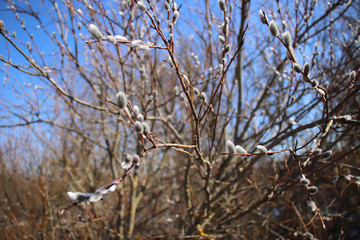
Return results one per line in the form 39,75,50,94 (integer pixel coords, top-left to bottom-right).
124,154,132,163
134,121,143,133
300,177,310,186
88,24,103,41
256,145,268,154
321,150,332,159
259,10,268,25
303,63,310,76
115,35,127,41
269,20,279,37
290,95,296,102
193,88,200,96
306,200,317,212
311,79,319,87
308,185,318,195
200,92,207,101
218,35,225,44
173,10,180,22
140,45,150,51
142,122,150,134
137,1,146,11
226,140,236,154
106,35,116,44
312,148,322,155
218,0,226,11
164,2,170,11
131,40,143,47
116,92,127,109
294,63,302,73
349,70,356,80
137,114,144,122
283,31,292,47
235,145,247,154
132,154,141,166
224,44,231,53
153,90,158,98
133,105,140,117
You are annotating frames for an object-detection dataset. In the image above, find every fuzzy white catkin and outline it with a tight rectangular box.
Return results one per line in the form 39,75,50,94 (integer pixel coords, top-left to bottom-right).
294,63,302,73
193,88,200,96
308,186,318,195
142,122,150,134
88,24,103,40
235,145,247,154
226,140,236,154
124,154,132,163
259,10,268,25
121,160,132,170
137,1,146,11
200,92,207,101
134,121,143,133
132,154,140,166
269,20,279,37
349,70,356,80
256,145,268,154
316,87,325,96
164,2,170,10
321,150,332,159
116,92,127,109
167,115,173,123
303,63,310,76
137,114,144,122
283,31,292,47
311,79,319,87
67,192,90,203
133,105,140,117
224,44,231,53
89,192,107,202
115,35,127,41
168,56,175,68
312,148,322,155
173,10,180,22
138,44,149,51
300,177,310,186
218,0,226,11
306,200,317,212
106,35,116,44
131,40,143,47
218,35,225,44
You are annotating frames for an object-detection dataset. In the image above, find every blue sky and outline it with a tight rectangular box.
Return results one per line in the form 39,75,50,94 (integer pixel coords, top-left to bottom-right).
0,0,349,154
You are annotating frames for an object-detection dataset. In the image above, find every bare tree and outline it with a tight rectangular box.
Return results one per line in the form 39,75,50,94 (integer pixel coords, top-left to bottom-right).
0,0,359,239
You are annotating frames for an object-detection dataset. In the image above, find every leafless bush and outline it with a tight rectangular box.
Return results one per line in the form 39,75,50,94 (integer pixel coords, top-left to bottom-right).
0,0,359,239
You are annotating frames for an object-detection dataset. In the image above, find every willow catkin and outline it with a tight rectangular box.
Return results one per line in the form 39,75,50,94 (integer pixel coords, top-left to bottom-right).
88,24,103,40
